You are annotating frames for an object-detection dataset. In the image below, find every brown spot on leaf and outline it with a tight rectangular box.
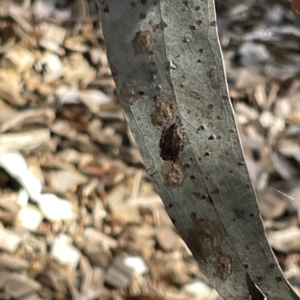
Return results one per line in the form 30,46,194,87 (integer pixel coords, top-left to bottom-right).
188,219,224,256
159,123,184,161
161,161,185,188
119,80,139,105
150,100,174,129
212,255,232,281
210,188,219,194
132,30,153,55
193,192,201,198
190,90,202,101
187,218,231,281
160,20,167,29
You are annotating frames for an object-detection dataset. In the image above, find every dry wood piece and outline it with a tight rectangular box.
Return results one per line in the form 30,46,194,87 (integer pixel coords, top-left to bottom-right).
0,253,29,271
104,257,134,289
0,227,22,253
258,188,288,220
155,227,181,252
51,234,81,269
16,205,43,231
268,227,300,253
0,129,50,153
79,267,103,300
4,273,41,299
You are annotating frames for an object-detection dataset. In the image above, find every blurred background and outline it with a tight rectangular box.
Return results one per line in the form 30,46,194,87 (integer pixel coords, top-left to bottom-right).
0,0,300,299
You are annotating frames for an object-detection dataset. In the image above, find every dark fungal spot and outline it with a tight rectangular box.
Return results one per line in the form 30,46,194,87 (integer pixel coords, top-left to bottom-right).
193,192,201,198
159,123,184,162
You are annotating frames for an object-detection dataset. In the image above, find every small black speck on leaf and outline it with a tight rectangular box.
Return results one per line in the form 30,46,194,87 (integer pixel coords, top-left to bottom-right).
191,212,197,219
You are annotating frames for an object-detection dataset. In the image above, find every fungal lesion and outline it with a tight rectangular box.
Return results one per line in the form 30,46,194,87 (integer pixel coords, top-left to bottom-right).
132,30,153,55
210,254,232,282
150,97,186,188
150,100,174,129
159,123,184,162
119,80,139,105
161,160,185,188
187,217,232,281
